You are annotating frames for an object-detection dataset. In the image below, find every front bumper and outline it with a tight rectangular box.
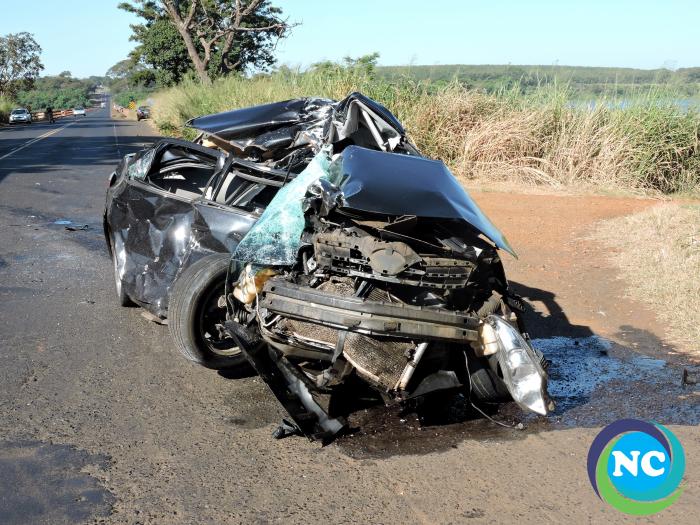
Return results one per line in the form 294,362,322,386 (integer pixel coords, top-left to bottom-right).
259,280,480,342
233,280,552,442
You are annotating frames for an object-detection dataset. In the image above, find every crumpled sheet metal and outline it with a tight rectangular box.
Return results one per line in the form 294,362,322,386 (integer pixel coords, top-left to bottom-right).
233,147,332,266
328,94,403,151
186,93,409,162
327,146,517,257
186,98,334,154
106,151,258,317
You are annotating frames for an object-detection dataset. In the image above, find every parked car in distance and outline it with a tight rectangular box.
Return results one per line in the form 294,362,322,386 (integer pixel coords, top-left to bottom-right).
9,108,32,124
136,106,151,121
73,107,86,117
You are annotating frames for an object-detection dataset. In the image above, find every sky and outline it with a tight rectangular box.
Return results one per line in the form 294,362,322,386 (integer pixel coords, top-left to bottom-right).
1,0,699,78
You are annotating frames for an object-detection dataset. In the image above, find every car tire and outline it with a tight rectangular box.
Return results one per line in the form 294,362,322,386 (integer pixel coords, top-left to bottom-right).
466,351,511,403
110,234,134,307
168,253,247,370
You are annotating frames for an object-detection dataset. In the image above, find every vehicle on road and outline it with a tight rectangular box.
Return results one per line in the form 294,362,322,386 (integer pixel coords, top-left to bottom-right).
136,106,151,121
8,108,32,124
73,107,86,117
104,94,552,440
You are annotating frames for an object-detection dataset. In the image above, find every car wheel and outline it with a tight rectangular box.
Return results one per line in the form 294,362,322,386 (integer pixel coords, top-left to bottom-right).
168,253,247,370
466,351,511,403
110,234,134,307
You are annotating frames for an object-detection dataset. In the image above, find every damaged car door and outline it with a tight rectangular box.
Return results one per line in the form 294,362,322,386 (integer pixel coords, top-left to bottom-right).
104,139,311,369
106,140,225,315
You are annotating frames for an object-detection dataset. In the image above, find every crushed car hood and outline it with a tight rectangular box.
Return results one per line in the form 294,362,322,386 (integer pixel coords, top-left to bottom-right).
329,146,517,257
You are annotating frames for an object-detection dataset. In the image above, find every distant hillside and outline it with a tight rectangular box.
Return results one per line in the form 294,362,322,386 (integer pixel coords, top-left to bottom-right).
377,64,700,96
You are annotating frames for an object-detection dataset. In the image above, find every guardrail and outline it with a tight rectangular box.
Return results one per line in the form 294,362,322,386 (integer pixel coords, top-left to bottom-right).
31,109,73,121
29,107,98,121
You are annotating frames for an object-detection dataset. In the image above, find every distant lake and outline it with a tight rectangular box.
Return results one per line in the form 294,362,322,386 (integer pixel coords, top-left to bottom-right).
569,98,700,111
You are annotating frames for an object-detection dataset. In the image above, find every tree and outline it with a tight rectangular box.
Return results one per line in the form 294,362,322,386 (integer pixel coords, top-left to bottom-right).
106,56,157,89
310,53,381,79
0,32,44,97
106,59,137,81
130,17,192,85
119,0,292,85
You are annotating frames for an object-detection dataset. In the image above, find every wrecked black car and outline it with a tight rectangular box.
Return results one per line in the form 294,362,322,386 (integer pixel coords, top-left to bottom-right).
104,93,553,439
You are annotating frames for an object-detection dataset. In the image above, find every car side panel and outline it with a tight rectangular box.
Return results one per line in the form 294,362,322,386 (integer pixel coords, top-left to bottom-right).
106,178,258,317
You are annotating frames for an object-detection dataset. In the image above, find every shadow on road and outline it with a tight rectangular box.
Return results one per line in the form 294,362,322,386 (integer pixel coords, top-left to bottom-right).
0,116,158,186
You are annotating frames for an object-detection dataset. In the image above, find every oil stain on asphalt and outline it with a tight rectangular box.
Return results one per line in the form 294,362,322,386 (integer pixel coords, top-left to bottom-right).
0,440,114,525
337,335,700,459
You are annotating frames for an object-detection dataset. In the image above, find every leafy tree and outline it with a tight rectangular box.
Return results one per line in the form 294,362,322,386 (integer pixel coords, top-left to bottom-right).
119,0,293,84
130,17,191,85
0,32,44,97
342,53,380,76
16,73,94,110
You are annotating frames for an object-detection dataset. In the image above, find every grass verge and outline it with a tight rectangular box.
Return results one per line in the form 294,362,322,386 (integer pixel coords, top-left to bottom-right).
149,69,700,195
594,204,700,355
1,94,15,124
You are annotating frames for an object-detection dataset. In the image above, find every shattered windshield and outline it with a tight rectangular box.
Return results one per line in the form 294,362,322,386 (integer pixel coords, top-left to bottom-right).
232,146,332,266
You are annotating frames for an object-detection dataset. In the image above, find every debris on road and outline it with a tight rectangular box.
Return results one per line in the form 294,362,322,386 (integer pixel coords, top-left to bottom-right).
52,219,89,231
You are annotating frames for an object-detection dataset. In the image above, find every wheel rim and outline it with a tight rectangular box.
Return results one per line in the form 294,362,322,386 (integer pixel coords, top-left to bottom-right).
198,283,240,357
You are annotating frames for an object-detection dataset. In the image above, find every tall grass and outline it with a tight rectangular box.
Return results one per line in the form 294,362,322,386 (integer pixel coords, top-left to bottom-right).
150,70,700,195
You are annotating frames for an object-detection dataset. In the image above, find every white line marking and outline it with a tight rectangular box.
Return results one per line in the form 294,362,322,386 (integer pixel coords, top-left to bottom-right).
0,121,76,161
112,123,121,156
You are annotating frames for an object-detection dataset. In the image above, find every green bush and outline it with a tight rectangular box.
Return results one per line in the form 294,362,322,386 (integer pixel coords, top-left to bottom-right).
13,73,95,111
16,88,90,110
0,94,14,123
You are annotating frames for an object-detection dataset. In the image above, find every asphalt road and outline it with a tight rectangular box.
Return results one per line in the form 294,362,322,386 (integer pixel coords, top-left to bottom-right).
0,107,698,524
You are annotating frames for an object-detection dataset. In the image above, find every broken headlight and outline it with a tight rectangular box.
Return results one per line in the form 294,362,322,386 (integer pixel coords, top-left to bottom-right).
485,315,553,415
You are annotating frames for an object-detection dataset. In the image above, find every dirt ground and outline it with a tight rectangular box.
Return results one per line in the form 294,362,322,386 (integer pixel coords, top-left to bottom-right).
0,111,697,524
474,191,692,361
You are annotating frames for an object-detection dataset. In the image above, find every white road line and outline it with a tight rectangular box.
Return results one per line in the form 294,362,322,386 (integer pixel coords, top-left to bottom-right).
0,121,77,161
112,123,121,156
